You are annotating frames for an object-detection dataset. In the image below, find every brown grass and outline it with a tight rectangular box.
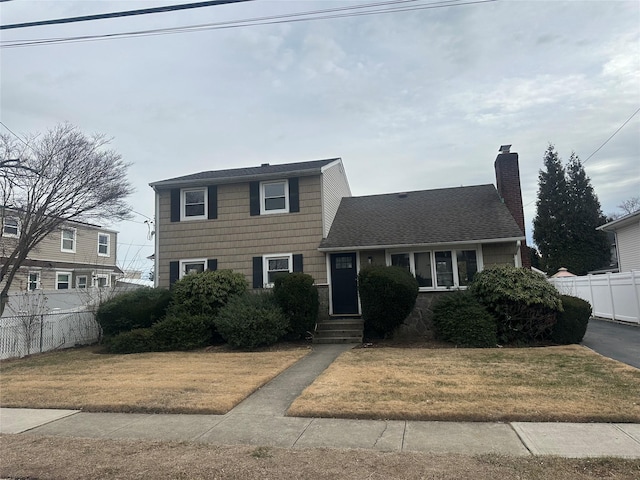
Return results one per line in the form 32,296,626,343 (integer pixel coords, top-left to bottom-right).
0,345,309,414
2,435,639,480
288,345,640,422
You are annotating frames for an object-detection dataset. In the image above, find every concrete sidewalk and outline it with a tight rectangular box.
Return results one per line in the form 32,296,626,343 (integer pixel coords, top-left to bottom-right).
1,344,640,458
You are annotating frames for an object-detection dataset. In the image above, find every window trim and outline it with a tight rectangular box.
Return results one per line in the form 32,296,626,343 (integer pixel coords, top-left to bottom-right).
3,217,19,237
92,273,110,288
263,253,293,287
386,246,483,290
179,258,207,279
76,275,88,289
97,232,110,257
56,271,72,290
27,271,41,291
260,179,289,215
61,227,77,253
180,187,208,221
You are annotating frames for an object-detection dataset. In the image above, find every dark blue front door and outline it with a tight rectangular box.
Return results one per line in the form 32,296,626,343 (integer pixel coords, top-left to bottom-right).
330,253,359,314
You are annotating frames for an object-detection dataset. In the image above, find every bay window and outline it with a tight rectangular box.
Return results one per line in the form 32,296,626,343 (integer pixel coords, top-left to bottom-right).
388,248,480,289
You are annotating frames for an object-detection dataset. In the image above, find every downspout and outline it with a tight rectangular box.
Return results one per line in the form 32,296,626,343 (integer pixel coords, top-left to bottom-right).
153,187,159,288
514,240,522,268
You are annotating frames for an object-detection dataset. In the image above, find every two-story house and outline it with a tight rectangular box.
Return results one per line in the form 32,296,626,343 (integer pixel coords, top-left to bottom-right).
1,212,121,292
151,147,529,319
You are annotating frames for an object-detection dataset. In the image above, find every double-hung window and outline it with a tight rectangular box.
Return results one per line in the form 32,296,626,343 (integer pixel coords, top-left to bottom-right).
93,274,109,288
98,233,110,256
28,272,40,291
390,248,479,289
260,180,289,214
76,276,88,289
56,272,71,290
181,188,207,221
3,217,19,237
179,259,206,279
61,228,76,253
263,254,293,287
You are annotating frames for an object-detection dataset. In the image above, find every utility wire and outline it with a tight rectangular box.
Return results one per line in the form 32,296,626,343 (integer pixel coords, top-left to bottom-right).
0,0,255,30
1,0,496,48
583,106,640,164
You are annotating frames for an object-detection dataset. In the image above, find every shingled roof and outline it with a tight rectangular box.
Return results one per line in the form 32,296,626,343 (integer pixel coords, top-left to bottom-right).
319,184,524,250
150,158,340,188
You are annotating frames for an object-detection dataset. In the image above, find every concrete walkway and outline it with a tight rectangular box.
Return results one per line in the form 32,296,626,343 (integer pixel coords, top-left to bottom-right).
1,344,640,458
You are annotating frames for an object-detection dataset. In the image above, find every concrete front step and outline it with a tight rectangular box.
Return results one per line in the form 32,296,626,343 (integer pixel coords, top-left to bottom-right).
314,317,363,344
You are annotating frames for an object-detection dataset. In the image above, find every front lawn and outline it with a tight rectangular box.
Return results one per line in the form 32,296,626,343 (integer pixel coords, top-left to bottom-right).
288,345,640,422
0,346,309,414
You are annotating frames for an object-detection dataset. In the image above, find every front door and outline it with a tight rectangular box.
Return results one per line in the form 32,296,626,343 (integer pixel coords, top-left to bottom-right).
330,253,359,314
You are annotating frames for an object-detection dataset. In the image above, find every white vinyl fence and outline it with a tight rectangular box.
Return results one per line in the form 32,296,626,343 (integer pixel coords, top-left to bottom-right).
549,271,640,325
0,307,101,360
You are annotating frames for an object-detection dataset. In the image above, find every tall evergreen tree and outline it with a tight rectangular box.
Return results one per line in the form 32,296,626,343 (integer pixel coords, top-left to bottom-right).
564,153,610,274
533,146,611,275
533,144,568,273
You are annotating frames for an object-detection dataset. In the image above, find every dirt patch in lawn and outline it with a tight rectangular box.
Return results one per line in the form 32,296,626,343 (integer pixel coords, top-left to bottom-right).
0,345,309,414
288,345,640,422
2,435,639,480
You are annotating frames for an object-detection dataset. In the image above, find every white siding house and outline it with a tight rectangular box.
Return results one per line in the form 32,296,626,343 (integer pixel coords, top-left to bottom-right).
598,211,640,272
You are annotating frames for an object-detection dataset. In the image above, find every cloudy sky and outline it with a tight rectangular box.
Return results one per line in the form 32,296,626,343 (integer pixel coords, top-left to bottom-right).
1,0,639,275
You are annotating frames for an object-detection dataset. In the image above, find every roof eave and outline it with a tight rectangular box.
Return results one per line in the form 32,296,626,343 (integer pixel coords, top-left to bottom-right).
597,210,640,231
318,236,526,252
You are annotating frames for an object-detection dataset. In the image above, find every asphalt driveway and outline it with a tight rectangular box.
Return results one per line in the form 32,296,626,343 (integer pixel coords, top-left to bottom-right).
582,318,640,369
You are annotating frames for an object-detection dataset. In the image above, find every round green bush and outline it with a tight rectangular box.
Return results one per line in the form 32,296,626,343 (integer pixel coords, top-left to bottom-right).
169,270,247,317
214,292,288,349
551,295,591,344
273,272,319,338
358,265,419,338
108,328,156,354
432,291,497,347
151,313,214,351
97,287,172,338
468,265,562,344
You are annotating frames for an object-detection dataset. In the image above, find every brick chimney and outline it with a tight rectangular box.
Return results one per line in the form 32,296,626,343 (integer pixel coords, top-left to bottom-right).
494,145,531,268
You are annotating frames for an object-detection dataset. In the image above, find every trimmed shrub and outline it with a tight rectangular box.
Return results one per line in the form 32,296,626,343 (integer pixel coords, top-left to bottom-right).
273,272,319,338
358,265,419,337
432,291,497,347
152,313,214,351
169,270,247,317
468,265,562,344
97,288,172,337
551,295,591,344
214,292,288,349
108,328,156,354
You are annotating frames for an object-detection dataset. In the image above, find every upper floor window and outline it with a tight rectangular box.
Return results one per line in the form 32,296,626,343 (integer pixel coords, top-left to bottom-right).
261,180,289,214
98,233,110,256
61,228,76,253
181,188,207,221
3,217,19,237
389,248,479,289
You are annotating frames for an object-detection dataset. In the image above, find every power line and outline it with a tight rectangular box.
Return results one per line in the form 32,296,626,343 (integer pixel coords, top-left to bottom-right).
583,106,640,164
0,0,255,30
1,0,496,48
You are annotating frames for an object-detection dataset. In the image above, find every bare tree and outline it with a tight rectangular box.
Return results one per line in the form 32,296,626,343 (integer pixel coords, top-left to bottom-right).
618,196,640,215
1,123,133,315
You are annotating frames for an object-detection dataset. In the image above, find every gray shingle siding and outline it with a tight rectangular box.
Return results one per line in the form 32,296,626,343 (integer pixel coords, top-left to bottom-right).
319,184,524,250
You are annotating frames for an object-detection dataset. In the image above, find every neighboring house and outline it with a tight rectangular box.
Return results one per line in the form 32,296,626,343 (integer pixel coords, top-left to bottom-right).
1,212,122,292
151,147,529,317
597,210,640,272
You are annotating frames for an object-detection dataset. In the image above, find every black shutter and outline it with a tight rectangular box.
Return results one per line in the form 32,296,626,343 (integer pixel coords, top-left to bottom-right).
208,185,217,220
293,254,303,272
170,189,181,222
253,256,263,288
207,259,218,271
250,182,260,216
289,177,299,213
169,261,179,286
